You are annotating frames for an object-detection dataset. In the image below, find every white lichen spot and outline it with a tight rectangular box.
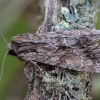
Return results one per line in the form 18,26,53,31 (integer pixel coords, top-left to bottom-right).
63,22,69,27
55,25,60,30
61,7,69,14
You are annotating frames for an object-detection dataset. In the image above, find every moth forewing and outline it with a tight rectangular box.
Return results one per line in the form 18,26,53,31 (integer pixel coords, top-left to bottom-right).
7,29,100,73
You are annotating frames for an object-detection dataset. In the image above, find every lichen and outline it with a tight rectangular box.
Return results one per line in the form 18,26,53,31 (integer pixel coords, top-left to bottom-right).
37,0,96,100
40,67,92,100
52,0,97,31
34,0,97,100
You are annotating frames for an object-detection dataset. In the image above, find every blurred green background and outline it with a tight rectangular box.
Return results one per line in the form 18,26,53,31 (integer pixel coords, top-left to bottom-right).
0,0,100,100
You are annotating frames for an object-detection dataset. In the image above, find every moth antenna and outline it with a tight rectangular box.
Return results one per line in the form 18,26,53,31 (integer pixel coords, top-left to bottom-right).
0,31,8,44
0,51,8,81
0,31,8,81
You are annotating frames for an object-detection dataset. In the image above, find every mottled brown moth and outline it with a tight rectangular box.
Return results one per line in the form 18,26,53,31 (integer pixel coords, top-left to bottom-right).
6,29,100,79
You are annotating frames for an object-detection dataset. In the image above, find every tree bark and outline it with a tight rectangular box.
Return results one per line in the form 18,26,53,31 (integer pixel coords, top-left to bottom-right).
24,0,97,100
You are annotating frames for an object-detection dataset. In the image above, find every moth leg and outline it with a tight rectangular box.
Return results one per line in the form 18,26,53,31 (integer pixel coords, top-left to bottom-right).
30,61,43,73
24,62,33,83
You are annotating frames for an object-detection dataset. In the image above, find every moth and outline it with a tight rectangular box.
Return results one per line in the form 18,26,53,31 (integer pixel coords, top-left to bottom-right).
7,29,100,81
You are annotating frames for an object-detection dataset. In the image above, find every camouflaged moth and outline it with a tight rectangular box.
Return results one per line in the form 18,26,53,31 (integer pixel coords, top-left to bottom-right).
7,29,100,74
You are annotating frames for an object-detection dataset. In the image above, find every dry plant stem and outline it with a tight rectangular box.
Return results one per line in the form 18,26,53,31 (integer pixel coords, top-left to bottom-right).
42,0,55,32
42,0,70,33
5,0,98,100
24,0,95,100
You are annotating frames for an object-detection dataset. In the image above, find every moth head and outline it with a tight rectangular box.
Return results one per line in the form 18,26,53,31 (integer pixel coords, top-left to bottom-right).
6,43,17,56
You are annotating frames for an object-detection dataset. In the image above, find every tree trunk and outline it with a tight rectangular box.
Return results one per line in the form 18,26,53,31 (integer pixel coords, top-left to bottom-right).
24,0,97,100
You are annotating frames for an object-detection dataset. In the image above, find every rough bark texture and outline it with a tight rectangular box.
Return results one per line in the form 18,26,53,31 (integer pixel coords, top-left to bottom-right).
25,0,96,99
7,0,99,100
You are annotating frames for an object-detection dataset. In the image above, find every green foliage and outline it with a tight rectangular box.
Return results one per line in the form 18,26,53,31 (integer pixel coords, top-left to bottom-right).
0,17,30,100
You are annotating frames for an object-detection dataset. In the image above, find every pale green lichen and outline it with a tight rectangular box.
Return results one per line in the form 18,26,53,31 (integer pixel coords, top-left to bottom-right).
40,68,92,100
52,0,97,31
39,0,96,99
61,7,69,17
61,7,78,22
54,20,69,31
70,0,87,6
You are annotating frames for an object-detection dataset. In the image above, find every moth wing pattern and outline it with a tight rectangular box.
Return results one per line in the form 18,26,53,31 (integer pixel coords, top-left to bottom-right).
7,29,100,73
